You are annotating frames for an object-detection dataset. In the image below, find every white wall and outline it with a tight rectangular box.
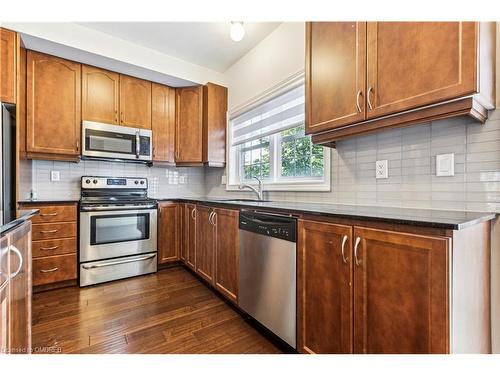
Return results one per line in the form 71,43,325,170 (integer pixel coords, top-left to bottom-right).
224,22,305,111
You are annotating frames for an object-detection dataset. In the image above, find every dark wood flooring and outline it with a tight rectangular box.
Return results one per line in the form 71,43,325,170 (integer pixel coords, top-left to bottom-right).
32,267,282,354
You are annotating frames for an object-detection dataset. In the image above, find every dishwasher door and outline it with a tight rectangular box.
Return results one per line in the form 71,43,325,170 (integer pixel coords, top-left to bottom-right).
238,211,297,348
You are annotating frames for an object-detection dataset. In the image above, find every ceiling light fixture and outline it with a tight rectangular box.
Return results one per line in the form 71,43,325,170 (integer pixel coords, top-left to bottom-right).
230,22,245,42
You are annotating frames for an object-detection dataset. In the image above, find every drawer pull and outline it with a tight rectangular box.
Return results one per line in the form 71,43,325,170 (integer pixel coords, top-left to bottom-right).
40,212,58,217
40,229,58,234
40,245,59,251
40,267,59,273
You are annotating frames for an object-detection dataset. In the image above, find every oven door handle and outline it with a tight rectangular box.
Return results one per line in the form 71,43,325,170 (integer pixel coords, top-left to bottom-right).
80,204,157,211
82,253,156,269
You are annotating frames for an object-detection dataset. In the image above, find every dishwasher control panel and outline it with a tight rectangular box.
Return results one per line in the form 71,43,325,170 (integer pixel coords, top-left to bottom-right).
239,210,297,242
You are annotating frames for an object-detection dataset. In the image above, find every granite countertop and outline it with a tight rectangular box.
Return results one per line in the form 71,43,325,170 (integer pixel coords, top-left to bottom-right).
18,199,80,204
1,209,39,237
154,197,497,230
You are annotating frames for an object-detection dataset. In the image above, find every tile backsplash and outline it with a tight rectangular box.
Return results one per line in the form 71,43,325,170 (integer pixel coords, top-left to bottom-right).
20,110,500,212
206,110,500,213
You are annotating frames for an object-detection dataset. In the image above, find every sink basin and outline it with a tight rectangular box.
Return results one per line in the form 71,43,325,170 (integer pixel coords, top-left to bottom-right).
214,199,271,203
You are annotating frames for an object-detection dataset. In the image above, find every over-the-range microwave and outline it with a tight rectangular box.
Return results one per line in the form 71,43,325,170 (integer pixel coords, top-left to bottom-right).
82,121,152,163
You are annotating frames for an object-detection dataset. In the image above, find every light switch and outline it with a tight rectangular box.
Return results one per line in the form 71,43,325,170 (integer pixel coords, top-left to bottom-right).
375,160,388,179
436,153,454,177
50,171,60,181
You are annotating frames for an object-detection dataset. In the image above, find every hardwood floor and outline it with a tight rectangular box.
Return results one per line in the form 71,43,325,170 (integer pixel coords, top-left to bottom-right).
32,267,282,354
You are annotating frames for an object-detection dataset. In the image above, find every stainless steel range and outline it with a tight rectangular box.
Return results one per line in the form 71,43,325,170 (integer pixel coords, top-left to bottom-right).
79,176,157,287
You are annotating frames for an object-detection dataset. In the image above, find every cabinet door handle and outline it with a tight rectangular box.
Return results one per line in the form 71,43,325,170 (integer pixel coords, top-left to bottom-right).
40,229,58,234
212,212,217,226
356,90,362,113
354,236,362,266
40,267,58,273
40,212,58,217
367,87,374,110
9,245,23,279
191,208,196,220
341,235,349,264
40,245,59,251
208,211,214,225
76,140,80,151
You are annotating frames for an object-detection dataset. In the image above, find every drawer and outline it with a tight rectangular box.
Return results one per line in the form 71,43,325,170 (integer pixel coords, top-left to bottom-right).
23,204,77,224
32,238,77,258
33,254,77,286
32,222,77,241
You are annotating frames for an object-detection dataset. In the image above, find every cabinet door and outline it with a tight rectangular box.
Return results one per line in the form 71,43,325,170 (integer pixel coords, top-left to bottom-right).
366,22,477,119
1,28,16,104
306,22,366,134
152,83,175,163
195,206,215,283
179,205,186,262
7,221,32,354
184,204,197,270
298,220,353,354
213,208,238,303
175,86,203,163
119,75,152,129
27,51,81,158
82,65,119,124
203,83,228,166
353,227,449,354
0,236,9,354
158,202,180,264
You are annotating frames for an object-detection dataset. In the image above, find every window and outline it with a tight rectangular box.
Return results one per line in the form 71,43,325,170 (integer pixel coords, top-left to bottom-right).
227,74,330,191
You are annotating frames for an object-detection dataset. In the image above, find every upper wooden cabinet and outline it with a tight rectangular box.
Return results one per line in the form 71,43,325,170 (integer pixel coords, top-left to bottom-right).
158,202,181,264
27,51,81,161
82,65,120,124
203,83,228,167
0,28,16,104
175,86,203,164
307,22,496,144
119,74,152,129
152,83,176,163
306,22,366,133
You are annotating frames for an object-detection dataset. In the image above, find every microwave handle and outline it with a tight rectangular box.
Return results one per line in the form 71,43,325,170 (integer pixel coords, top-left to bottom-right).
135,131,140,158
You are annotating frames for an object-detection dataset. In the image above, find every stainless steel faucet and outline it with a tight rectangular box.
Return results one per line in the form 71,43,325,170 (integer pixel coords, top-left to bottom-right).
239,177,264,201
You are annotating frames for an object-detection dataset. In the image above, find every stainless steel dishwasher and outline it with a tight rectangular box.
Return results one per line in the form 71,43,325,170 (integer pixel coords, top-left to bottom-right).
238,210,297,348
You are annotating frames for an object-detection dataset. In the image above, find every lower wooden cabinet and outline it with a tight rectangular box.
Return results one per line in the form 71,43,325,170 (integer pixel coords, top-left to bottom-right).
32,254,77,286
158,202,181,264
184,204,197,270
195,206,216,283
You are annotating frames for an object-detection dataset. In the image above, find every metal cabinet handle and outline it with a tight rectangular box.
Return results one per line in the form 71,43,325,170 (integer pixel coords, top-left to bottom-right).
40,229,58,234
82,253,156,269
354,237,362,266
191,208,196,220
356,90,362,113
208,211,214,225
40,245,59,251
40,267,58,273
9,245,23,279
212,212,217,226
367,87,374,110
341,235,349,264
40,212,58,217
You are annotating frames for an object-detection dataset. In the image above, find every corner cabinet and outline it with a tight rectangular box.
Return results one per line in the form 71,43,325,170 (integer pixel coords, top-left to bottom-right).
1,28,16,104
158,202,181,264
26,51,81,161
82,65,120,124
203,83,228,167
306,22,496,144
175,86,204,164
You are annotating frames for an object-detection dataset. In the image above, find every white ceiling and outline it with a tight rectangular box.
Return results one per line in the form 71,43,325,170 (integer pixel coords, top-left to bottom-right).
76,22,281,73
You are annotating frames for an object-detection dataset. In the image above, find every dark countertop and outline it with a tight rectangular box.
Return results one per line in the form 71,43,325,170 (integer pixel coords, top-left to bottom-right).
1,209,39,237
155,197,497,230
18,199,80,204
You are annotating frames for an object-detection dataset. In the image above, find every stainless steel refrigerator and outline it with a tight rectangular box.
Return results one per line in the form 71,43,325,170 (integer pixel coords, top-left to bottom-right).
0,103,16,226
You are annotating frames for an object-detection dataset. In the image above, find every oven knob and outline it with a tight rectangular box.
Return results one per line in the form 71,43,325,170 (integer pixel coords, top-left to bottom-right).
134,180,139,185
85,179,91,184
140,181,145,185
92,179,98,184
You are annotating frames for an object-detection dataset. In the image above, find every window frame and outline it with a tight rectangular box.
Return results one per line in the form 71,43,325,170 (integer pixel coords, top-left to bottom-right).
226,72,331,193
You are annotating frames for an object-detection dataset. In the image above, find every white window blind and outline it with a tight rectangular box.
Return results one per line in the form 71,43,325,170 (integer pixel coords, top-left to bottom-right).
231,84,305,146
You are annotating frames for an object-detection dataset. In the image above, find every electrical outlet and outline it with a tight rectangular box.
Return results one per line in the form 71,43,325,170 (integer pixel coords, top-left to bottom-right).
375,160,388,179
50,171,60,181
436,153,454,176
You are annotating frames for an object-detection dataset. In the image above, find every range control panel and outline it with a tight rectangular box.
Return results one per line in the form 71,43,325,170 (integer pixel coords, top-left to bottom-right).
81,176,148,189
239,210,297,243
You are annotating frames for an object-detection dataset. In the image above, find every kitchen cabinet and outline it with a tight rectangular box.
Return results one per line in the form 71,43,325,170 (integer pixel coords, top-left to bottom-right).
298,220,353,354
306,22,366,133
26,51,81,161
306,22,496,144
213,208,239,303
0,220,32,354
195,205,215,283
203,83,228,167
119,74,152,129
1,28,16,104
184,204,197,270
82,65,120,124
152,83,176,163
175,86,203,164
158,202,180,264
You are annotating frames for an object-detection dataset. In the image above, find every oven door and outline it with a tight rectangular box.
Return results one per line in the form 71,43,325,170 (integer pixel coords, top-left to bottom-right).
82,121,152,161
80,208,157,262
